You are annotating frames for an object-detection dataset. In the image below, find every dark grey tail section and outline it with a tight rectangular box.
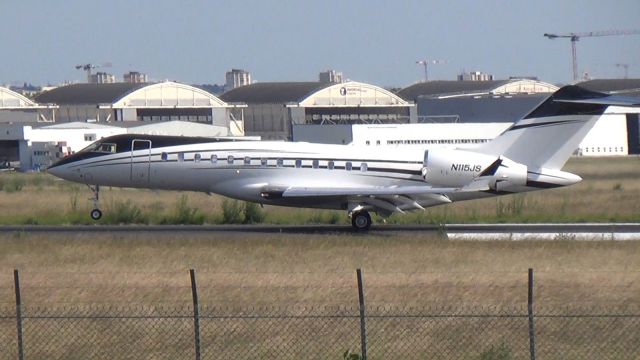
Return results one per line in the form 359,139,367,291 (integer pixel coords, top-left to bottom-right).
479,86,640,170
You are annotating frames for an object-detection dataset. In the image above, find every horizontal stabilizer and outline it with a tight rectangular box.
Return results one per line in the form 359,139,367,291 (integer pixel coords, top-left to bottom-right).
554,96,640,106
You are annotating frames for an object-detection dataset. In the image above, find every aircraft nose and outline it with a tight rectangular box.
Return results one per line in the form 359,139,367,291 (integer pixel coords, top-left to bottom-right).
47,163,66,179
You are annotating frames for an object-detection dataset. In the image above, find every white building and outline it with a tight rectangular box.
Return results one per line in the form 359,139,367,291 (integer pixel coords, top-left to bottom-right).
225,69,252,90
9,120,251,171
319,70,343,84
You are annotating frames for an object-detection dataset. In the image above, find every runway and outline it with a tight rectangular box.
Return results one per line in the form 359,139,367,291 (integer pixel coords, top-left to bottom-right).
0,223,639,240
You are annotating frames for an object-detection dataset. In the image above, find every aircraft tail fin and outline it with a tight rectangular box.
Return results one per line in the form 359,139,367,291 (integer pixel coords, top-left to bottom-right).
478,85,640,170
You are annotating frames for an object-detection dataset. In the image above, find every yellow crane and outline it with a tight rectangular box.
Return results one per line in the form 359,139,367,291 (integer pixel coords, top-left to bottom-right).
544,30,640,82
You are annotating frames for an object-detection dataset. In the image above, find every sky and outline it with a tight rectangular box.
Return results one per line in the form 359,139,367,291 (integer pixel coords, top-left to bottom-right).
1,0,639,88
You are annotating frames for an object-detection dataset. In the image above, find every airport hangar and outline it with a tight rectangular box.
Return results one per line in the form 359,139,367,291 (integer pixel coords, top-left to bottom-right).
219,81,415,141
1,81,245,171
293,78,640,157
292,78,558,147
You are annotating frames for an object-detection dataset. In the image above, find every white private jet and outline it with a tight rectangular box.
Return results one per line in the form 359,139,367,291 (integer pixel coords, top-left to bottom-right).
48,85,639,230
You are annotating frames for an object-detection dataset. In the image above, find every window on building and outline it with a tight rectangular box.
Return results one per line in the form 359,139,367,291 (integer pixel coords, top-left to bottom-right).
161,152,168,161
178,153,185,162
261,158,268,166
295,159,302,168
228,155,234,164
312,159,319,169
345,162,352,171
194,153,201,163
84,133,96,142
211,154,218,164
244,156,251,165
277,159,284,167
328,161,335,170
361,163,368,172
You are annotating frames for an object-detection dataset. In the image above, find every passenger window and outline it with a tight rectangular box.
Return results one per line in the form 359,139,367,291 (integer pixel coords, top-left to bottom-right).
211,154,218,164
161,152,168,161
194,153,201,163
328,161,335,170
228,155,234,164
277,159,283,167
361,163,368,172
178,153,184,162
345,162,352,171
244,156,251,165
295,159,302,168
312,160,319,169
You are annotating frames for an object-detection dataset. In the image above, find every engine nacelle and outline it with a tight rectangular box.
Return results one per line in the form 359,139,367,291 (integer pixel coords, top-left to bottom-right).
422,149,528,191
489,157,528,192
422,149,497,187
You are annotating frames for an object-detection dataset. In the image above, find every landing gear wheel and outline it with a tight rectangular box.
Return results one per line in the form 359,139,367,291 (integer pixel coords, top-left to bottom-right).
351,211,372,231
87,184,102,221
90,209,102,221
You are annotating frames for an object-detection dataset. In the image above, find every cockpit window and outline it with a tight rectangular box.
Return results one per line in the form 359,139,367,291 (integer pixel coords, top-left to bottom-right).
82,142,117,153
96,143,117,153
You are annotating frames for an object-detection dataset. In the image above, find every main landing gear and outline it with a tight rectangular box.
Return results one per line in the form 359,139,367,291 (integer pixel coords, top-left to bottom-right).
350,210,372,231
88,185,102,220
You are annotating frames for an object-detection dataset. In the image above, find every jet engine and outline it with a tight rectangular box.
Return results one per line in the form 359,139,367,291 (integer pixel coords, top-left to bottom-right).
422,149,496,187
487,157,528,192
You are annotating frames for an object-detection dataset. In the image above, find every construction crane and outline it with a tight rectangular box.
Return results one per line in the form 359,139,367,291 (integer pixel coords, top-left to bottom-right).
416,59,447,82
75,62,112,83
616,63,630,79
544,30,640,82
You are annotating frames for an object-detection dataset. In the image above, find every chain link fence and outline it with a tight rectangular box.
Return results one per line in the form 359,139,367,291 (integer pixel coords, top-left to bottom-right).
1,269,639,359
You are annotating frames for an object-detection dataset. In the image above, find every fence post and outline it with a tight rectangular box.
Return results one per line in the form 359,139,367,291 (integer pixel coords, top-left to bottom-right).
356,268,367,360
14,269,24,360
528,268,536,360
190,269,201,360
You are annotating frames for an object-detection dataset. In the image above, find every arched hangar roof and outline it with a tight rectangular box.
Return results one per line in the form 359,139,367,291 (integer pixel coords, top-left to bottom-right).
220,81,410,107
34,81,229,108
0,87,40,108
397,79,558,101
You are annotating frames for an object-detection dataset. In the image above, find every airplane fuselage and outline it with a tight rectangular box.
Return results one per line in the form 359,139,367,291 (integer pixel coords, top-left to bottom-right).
48,134,579,213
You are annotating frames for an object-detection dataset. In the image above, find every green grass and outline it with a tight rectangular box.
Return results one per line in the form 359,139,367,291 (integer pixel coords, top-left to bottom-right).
0,156,638,225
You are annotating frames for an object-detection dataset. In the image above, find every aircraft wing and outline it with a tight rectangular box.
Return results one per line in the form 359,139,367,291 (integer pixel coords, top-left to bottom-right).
281,185,458,198
262,185,474,215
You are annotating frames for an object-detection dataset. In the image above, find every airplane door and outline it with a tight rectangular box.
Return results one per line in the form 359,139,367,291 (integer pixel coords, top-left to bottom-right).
130,139,152,184
421,150,429,179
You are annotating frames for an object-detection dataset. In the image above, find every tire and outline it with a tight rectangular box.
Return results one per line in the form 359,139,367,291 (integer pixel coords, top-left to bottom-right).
351,211,372,231
90,209,103,221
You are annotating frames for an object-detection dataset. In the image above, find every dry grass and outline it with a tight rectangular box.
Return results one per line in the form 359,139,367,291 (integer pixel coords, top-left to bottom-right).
0,156,638,308
0,232,638,310
1,156,638,359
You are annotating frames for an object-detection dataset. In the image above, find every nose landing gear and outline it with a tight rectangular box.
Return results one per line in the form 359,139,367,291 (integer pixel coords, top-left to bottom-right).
90,208,102,220
350,210,372,231
88,185,102,220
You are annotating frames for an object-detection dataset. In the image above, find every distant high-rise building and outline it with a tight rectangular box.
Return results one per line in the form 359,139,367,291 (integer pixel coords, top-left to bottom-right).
457,71,494,82
90,72,115,84
124,71,148,83
225,69,251,90
319,70,343,84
